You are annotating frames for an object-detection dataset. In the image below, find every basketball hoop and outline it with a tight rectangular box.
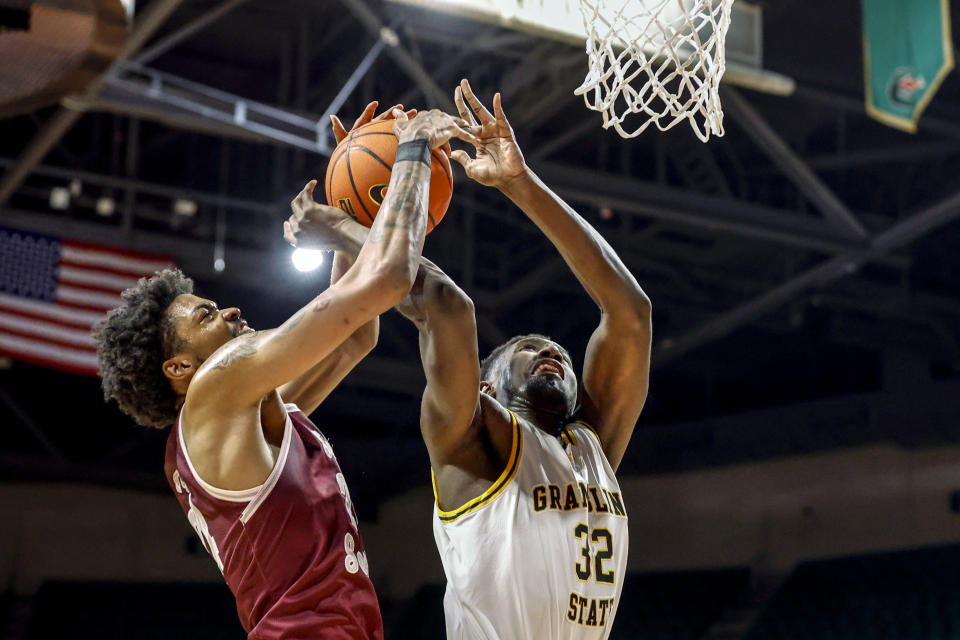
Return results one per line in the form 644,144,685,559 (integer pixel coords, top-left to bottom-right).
574,0,734,142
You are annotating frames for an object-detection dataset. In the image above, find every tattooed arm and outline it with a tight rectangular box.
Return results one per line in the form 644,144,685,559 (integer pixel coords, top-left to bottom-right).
185,109,476,416
277,252,380,415
287,212,481,478
278,252,379,415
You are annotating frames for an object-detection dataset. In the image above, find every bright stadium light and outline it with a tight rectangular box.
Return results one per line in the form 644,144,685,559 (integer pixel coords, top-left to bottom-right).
49,186,70,210
291,248,325,272
173,198,197,217
95,196,115,217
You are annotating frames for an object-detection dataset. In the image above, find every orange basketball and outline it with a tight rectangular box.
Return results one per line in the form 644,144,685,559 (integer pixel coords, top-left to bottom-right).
324,119,453,235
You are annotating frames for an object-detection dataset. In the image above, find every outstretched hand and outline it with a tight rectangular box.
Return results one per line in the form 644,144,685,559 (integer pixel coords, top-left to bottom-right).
450,79,526,188
330,101,417,145
284,180,355,251
331,101,462,157
392,107,477,152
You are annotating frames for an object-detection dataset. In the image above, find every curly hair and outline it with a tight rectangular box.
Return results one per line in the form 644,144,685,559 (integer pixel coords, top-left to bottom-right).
480,333,565,381
93,268,194,428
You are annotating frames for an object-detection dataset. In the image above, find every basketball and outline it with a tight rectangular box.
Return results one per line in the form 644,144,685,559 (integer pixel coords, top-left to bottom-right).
324,119,453,235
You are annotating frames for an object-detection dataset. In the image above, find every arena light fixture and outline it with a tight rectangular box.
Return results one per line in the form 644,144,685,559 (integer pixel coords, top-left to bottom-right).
95,196,115,217
49,186,70,210
291,248,325,273
173,198,197,217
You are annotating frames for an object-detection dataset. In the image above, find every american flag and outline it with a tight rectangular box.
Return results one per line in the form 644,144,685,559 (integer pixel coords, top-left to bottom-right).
0,226,174,376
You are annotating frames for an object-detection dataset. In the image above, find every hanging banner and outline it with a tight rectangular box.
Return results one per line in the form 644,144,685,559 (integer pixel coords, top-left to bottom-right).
863,0,954,133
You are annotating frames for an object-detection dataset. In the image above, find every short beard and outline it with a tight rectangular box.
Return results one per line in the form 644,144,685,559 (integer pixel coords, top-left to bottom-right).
520,376,572,418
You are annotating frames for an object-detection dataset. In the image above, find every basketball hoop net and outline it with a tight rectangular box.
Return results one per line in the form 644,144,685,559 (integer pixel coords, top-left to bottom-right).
574,0,734,142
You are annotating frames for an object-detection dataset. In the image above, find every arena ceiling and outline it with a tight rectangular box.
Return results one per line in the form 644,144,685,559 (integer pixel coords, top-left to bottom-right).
1,0,959,514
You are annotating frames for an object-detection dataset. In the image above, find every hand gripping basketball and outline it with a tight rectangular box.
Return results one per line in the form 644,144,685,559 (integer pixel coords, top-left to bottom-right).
392,107,477,151
324,108,473,235
330,101,417,145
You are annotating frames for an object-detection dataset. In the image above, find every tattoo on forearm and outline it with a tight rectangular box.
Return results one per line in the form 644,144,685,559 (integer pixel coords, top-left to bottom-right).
209,296,326,372
313,293,332,313
368,166,429,243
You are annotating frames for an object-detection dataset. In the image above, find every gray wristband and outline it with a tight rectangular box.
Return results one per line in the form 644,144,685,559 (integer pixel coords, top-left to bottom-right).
395,139,431,167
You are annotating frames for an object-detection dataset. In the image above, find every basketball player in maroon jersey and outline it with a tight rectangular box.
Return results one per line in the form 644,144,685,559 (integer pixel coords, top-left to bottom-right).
93,105,476,639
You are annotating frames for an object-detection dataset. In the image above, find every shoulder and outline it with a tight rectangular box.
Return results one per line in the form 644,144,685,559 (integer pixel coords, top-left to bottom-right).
471,393,521,463
187,332,270,410
198,332,267,379
477,393,515,434
181,368,259,436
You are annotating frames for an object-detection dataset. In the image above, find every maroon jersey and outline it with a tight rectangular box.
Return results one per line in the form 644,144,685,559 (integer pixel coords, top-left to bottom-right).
164,403,383,639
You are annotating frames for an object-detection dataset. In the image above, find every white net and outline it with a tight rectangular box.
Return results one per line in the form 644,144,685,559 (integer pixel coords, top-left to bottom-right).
574,0,734,142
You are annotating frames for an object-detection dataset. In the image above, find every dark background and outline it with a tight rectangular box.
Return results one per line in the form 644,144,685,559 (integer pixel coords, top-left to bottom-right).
1,0,959,638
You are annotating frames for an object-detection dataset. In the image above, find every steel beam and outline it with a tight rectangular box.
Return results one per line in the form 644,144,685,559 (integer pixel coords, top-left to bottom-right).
401,25,532,59
721,86,868,239
86,92,276,144
0,158,275,216
534,161,869,255
337,0,455,111
793,85,960,141
0,0,185,206
132,0,251,65
397,49,473,108
32,75,893,260
471,259,567,312
655,184,960,366
0,108,85,205
15,90,893,259
317,37,389,149
116,0,186,63
529,119,597,160
748,141,960,175
101,63,331,153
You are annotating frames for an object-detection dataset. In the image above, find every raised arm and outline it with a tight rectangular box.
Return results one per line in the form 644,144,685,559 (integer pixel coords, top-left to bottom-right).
277,252,379,415
276,102,419,414
188,109,476,416
399,262,481,464
285,206,481,467
452,80,651,470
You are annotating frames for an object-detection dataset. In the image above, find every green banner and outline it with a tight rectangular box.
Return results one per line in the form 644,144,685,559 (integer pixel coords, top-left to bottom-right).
863,0,954,132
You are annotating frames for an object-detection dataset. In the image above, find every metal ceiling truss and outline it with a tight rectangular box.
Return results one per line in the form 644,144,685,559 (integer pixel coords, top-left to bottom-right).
2,0,959,377
0,0,188,205
655,184,960,366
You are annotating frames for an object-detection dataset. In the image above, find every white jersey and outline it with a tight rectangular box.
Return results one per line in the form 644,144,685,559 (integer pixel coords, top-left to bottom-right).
433,410,628,640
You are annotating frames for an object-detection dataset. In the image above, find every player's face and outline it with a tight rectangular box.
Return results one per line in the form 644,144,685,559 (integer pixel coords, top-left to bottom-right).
166,293,254,362
499,337,578,416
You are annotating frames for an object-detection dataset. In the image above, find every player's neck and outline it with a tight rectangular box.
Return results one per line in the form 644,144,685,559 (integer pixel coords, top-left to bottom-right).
504,395,567,436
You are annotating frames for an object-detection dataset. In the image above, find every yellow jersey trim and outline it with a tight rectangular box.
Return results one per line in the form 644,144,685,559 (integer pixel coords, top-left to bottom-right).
433,411,523,523
571,419,601,445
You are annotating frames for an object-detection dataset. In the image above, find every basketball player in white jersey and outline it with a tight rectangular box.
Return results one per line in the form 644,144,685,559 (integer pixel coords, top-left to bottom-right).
287,79,651,639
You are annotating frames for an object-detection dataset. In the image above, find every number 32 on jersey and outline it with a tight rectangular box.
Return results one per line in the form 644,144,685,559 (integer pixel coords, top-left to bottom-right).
568,524,616,628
